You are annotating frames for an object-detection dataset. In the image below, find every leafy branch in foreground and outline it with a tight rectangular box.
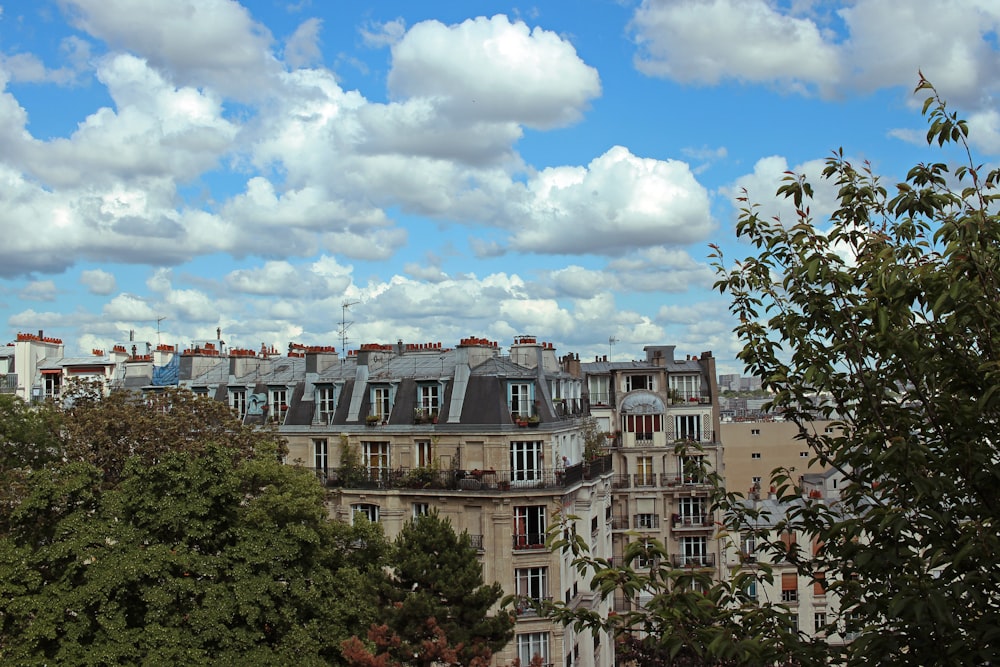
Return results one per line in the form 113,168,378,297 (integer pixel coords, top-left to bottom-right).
711,74,1000,665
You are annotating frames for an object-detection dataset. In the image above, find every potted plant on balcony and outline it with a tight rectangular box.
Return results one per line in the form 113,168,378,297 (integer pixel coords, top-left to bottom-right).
527,414,541,427
366,414,380,426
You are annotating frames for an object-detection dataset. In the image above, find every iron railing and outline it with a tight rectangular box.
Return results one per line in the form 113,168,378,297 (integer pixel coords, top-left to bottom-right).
312,454,613,492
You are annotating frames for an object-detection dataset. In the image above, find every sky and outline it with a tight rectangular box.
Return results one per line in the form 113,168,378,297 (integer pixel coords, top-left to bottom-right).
1,0,998,375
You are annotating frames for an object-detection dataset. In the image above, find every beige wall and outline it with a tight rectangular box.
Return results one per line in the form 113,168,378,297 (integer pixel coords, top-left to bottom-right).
721,421,837,496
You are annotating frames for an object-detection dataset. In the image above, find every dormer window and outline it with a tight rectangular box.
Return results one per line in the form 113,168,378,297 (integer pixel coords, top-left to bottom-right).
625,374,652,392
508,382,533,418
418,383,440,413
317,385,337,413
269,388,288,415
230,389,247,417
370,385,393,420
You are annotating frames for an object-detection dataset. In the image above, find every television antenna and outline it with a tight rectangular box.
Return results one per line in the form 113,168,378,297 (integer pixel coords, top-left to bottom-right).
608,336,619,361
338,301,360,359
153,316,167,345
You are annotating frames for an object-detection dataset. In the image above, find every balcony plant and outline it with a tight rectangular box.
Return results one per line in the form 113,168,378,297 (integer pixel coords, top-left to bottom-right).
366,414,380,426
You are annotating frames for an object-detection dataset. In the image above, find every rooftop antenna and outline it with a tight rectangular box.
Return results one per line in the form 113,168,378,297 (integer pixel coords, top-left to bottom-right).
154,316,167,345
338,301,360,361
608,336,619,362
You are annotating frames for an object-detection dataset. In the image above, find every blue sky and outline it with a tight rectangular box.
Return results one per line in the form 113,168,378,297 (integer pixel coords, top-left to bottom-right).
1,0,998,374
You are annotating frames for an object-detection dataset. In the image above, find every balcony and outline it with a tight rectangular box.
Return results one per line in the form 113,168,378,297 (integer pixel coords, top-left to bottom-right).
0,374,16,393
512,534,547,550
670,553,716,568
632,514,660,530
313,455,613,492
670,514,713,531
513,596,552,616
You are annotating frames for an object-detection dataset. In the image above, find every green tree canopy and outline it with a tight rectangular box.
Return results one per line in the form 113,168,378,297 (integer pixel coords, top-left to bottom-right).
0,444,389,665
710,76,1000,665
531,77,1000,667
344,511,514,667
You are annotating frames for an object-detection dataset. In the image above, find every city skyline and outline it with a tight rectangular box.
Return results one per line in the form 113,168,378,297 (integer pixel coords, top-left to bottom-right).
1,0,998,375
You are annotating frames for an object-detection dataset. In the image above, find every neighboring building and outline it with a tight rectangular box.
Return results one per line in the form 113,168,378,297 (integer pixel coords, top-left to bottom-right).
578,346,726,606
5,328,857,661
182,333,616,667
724,470,851,647
721,420,837,499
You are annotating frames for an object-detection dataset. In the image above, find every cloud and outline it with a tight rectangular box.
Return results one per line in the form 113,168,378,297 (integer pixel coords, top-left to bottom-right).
80,269,117,295
508,146,714,255
630,0,842,92
628,0,1000,111
388,14,601,129
20,280,59,302
284,17,323,68
58,0,280,98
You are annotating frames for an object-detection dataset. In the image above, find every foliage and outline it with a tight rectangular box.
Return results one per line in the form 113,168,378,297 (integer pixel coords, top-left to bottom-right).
709,75,1000,665
581,416,608,461
337,434,369,487
345,511,514,666
60,386,283,485
523,510,817,666
0,444,389,665
0,394,62,474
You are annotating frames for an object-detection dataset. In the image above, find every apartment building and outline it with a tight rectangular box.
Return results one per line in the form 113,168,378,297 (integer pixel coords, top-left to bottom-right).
721,420,836,499
176,333,615,667
724,468,851,647
577,346,726,605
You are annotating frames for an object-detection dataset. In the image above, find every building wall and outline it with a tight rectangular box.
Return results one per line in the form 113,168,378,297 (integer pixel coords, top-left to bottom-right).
721,420,837,498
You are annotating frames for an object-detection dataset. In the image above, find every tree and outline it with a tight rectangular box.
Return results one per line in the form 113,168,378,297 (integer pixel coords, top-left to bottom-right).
344,511,514,666
0,394,62,473
528,77,1000,667
60,386,281,485
0,444,390,665
709,75,1000,665
525,509,817,667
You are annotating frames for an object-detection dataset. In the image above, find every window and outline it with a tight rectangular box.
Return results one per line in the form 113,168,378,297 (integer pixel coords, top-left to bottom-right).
509,382,532,417
511,441,543,484
317,386,336,415
751,452,761,459
351,503,379,523
675,414,700,441
516,632,549,666
635,539,657,568
677,496,706,524
814,612,827,633
635,513,658,529
680,455,706,484
371,385,391,420
363,441,390,480
751,428,760,436
745,580,758,600
741,533,757,560
752,475,762,485
635,456,654,486
625,374,652,392
269,388,287,416
418,383,439,412
313,439,328,471
515,567,548,602
824,426,834,434
625,413,661,440
669,374,700,400
814,571,827,596
588,375,610,405
415,440,432,468
680,536,708,566
413,503,429,518
513,506,546,547
789,613,799,631
230,389,246,417
781,572,798,602
43,372,62,399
